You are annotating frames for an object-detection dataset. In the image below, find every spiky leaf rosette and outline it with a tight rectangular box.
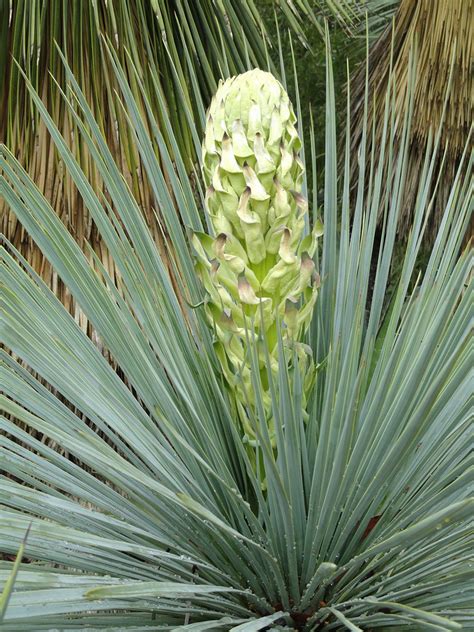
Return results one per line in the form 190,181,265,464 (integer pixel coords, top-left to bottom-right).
194,69,323,443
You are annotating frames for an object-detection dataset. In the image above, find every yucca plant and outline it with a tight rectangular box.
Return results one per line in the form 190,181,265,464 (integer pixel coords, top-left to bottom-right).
1,28,472,632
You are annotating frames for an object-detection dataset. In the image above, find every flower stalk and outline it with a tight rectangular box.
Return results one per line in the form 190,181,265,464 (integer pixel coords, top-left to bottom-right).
194,69,323,444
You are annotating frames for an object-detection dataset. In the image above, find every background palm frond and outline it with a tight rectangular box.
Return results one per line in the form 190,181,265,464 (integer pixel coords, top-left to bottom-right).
349,0,473,243
276,0,399,37
0,0,278,315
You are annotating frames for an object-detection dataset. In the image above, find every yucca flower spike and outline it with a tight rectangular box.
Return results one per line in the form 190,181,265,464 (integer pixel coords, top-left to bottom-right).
193,69,323,444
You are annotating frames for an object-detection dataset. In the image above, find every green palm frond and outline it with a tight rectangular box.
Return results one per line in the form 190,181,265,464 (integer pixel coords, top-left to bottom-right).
1,27,472,632
276,0,399,37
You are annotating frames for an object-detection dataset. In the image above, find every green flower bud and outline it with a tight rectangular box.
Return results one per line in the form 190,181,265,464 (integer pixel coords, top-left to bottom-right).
194,69,323,443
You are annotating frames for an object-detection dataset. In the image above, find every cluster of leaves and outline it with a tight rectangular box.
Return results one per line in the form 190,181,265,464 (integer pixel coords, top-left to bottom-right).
1,4,472,632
